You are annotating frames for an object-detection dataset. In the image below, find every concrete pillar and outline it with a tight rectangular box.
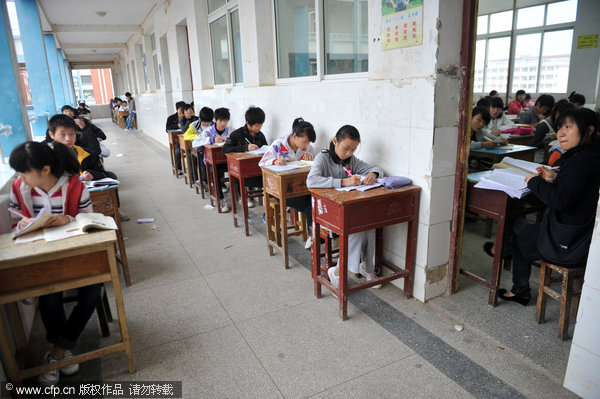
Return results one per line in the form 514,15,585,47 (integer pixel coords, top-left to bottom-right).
0,0,31,156
44,34,66,109
14,0,56,136
55,47,70,106
238,0,275,87
62,56,75,105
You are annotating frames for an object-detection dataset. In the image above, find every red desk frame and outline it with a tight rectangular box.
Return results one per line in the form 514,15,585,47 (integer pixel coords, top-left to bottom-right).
205,144,228,211
226,152,263,236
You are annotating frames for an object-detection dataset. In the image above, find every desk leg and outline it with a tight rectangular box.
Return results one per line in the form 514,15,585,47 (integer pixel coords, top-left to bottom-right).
0,308,22,381
111,190,131,287
374,228,383,277
280,198,289,269
210,163,219,209
489,215,506,307
312,215,322,299
264,192,275,256
108,245,136,373
338,233,349,320
229,175,239,228
239,179,250,236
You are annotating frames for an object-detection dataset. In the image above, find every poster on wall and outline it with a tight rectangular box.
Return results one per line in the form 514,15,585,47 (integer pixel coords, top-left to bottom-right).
382,0,423,50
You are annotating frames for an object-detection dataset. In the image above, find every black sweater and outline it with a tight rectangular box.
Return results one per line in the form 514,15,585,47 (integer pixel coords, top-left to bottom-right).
166,113,180,131
528,140,600,225
223,125,268,154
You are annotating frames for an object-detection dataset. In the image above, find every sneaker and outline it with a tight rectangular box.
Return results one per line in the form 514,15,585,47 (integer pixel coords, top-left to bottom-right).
177,169,184,176
327,266,339,298
220,200,230,213
223,184,229,193
119,211,130,221
39,352,59,386
247,199,256,208
262,214,266,224
60,350,79,375
360,262,382,289
304,236,312,250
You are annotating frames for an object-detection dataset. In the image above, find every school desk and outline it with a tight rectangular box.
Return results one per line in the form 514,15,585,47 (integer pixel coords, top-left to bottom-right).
178,135,195,188
205,144,228,210
89,185,131,286
190,149,206,198
261,164,311,268
506,134,534,146
464,171,546,306
309,185,421,320
470,144,536,164
226,152,263,236
0,230,136,383
166,129,182,176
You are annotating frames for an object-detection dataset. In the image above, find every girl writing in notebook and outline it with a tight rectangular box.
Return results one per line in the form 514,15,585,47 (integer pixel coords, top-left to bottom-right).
260,117,317,248
306,125,384,289
9,141,99,386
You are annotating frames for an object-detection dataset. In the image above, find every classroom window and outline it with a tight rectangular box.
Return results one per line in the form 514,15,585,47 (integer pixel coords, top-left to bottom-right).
474,0,577,96
208,1,241,85
274,0,368,79
208,0,226,13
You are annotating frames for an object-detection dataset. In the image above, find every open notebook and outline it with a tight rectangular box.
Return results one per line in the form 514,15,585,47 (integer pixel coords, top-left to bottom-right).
15,212,118,244
474,168,530,198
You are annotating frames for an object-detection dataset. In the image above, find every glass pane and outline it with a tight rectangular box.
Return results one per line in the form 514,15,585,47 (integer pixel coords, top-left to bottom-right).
511,33,541,93
484,36,510,93
473,40,486,94
324,0,368,75
274,0,317,78
153,54,161,89
516,5,544,29
210,15,232,85
208,0,226,14
489,10,513,33
151,33,156,51
546,0,577,25
230,10,243,83
477,15,488,35
539,29,573,93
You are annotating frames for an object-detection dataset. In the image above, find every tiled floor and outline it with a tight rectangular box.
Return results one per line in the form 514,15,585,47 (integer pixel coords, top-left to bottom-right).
61,119,578,398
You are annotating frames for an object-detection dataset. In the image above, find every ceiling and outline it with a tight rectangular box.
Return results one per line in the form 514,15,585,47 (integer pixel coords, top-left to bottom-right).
37,0,161,69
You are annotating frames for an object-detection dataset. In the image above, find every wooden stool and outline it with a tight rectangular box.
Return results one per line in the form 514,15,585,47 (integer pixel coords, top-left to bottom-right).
178,135,194,188
317,229,339,277
166,131,180,177
536,261,585,340
190,149,206,198
267,200,307,246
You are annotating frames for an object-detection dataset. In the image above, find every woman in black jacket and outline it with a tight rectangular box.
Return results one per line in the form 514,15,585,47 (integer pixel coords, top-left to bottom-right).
500,108,600,305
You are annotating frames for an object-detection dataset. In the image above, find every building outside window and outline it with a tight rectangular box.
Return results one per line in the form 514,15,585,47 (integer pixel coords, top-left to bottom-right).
274,0,368,79
208,0,242,85
474,0,577,95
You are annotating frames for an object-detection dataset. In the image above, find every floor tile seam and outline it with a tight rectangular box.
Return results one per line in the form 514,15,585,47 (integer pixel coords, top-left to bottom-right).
230,297,318,326
229,322,285,398
424,299,568,384
129,322,236,355
107,275,214,299
302,353,429,399
121,242,185,257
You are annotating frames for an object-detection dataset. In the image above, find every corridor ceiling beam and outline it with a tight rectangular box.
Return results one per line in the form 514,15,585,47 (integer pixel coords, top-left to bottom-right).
52,24,141,33
61,43,128,49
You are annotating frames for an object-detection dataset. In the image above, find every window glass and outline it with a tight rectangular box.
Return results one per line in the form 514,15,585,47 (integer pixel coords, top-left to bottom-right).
473,40,486,94
516,5,544,29
477,15,488,35
153,54,161,89
546,0,577,25
539,29,573,92
324,0,368,75
230,9,243,83
484,36,510,93
210,15,232,85
489,10,513,33
151,33,156,51
274,0,317,78
208,0,226,14
511,33,541,93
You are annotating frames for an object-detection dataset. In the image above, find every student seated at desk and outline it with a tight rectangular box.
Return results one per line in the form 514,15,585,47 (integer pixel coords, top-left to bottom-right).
184,107,214,184
77,101,91,115
470,106,505,150
519,94,554,125
193,107,232,212
507,90,526,115
179,104,198,134
260,117,316,248
485,97,513,136
74,117,107,156
306,125,383,289
8,141,100,386
223,106,268,208
531,99,574,148
568,91,586,108
498,108,600,306
166,101,186,174
118,99,129,127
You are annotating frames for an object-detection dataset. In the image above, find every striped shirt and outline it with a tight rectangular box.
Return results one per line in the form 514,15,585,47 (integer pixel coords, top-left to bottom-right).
10,174,92,225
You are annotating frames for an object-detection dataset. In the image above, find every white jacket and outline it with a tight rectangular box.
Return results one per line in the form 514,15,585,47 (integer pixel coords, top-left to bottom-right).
258,135,314,166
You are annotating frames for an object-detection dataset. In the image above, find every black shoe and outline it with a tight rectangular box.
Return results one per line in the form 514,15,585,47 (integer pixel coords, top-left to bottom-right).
483,241,494,257
498,289,530,306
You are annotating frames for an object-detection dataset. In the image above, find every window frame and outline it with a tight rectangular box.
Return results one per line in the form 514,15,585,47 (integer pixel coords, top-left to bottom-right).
474,0,576,96
272,0,369,83
207,0,242,87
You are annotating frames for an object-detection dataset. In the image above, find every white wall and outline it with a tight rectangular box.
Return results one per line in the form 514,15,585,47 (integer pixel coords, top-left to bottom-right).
566,0,600,105
116,0,463,301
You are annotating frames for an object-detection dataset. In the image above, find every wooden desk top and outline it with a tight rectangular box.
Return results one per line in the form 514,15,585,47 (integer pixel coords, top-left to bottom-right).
470,144,536,155
166,129,182,133
205,144,226,150
0,230,117,268
261,164,312,176
309,185,421,205
226,152,263,161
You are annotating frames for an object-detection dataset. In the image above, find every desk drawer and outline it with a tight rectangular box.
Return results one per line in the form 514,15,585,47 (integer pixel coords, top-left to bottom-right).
90,192,115,216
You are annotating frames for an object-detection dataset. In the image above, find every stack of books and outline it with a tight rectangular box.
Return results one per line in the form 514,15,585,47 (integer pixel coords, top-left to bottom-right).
474,157,542,199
